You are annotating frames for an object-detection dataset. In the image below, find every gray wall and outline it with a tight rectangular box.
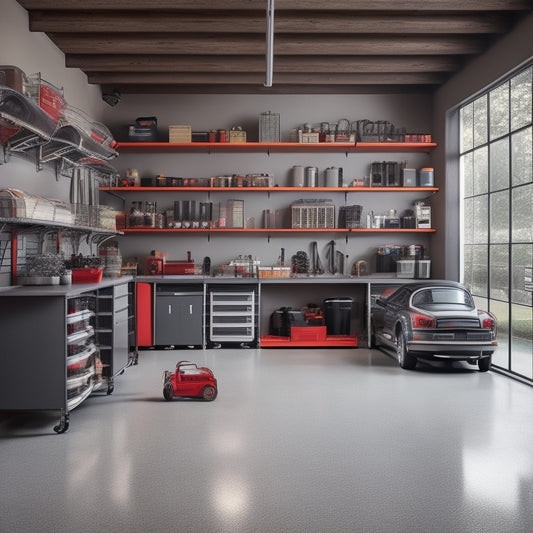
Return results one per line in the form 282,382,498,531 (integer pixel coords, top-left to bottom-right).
2,0,532,282
0,0,107,202
432,12,533,281
104,93,434,272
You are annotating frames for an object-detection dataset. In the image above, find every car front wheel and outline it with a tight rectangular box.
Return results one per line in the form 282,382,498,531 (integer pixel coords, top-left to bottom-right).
396,330,417,370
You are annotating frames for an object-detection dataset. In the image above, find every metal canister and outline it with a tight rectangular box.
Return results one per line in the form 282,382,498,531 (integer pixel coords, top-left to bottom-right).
325,167,339,187
305,166,318,187
292,166,305,187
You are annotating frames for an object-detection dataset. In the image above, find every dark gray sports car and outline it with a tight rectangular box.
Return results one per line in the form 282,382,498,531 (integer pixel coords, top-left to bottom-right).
372,281,497,371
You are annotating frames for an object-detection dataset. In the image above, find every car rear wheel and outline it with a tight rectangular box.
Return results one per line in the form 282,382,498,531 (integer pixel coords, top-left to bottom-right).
163,382,174,401
202,385,217,401
396,330,417,370
478,356,491,372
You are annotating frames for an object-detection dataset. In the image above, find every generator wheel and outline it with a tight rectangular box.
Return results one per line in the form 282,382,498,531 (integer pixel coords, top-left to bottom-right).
163,382,174,401
202,386,217,401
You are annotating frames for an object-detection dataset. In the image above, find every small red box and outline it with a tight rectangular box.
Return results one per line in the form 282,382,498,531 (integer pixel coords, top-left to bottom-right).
290,326,327,342
163,261,195,275
72,267,103,284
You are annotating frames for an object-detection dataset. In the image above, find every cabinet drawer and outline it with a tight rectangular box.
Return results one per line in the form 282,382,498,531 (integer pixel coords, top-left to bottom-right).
114,294,129,312
211,315,254,324
210,292,254,304
210,326,254,342
114,283,129,298
211,304,253,314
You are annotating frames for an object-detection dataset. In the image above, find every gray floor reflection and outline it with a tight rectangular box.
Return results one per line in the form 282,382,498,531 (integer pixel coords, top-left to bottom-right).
1,347,533,533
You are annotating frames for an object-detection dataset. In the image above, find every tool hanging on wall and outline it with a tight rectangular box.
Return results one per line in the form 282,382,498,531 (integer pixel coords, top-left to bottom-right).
310,241,324,275
326,240,336,274
336,250,345,275
202,256,211,275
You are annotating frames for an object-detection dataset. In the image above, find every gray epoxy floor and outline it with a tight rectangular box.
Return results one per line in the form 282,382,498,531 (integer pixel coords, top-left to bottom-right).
1,347,533,533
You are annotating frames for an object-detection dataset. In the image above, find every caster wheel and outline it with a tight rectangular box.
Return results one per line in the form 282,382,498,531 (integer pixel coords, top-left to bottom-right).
53,410,70,433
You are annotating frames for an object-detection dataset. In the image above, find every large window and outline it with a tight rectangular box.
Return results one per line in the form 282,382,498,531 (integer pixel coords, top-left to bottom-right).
460,64,532,381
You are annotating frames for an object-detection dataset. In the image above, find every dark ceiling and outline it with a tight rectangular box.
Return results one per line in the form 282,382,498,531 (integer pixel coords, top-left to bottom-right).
16,0,533,96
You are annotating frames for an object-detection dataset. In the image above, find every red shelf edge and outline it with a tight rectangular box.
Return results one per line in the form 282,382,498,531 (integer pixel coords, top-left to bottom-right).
115,141,436,154
101,186,439,193
121,228,436,234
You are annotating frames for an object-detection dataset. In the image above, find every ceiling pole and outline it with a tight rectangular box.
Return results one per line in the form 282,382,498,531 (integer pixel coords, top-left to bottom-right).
264,0,274,87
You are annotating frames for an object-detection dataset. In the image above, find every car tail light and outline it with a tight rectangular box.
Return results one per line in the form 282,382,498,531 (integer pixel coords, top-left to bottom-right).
411,313,435,328
478,311,496,330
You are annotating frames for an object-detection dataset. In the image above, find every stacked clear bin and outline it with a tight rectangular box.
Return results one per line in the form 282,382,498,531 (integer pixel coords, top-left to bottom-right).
66,296,97,408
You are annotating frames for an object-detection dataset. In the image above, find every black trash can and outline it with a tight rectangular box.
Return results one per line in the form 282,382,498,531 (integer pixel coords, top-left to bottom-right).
324,297,353,335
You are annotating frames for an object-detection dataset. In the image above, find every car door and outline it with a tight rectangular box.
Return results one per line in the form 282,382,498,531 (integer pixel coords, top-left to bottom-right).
382,288,411,343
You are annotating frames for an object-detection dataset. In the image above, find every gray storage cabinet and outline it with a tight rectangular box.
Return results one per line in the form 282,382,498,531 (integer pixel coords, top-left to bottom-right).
154,284,204,347
0,278,132,433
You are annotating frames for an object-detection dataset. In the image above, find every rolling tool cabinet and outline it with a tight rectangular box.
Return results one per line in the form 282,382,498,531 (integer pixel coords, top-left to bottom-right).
94,281,131,393
208,284,258,347
0,278,133,433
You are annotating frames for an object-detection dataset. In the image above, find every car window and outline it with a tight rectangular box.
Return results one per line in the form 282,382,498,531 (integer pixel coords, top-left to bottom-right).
385,287,410,306
412,288,474,309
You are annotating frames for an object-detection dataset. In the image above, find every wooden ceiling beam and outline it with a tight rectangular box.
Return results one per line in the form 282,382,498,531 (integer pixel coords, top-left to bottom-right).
50,34,486,55
102,83,437,95
88,71,447,85
17,0,533,12
29,12,512,34
16,0,532,95
67,54,461,73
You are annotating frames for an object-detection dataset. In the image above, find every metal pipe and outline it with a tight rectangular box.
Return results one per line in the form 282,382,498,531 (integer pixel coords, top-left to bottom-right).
264,0,274,87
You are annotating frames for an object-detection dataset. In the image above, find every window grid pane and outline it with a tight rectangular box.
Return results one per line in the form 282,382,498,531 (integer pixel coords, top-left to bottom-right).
473,146,489,195
511,183,533,243
489,137,509,191
511,67,533,132
460,63,533,382
511,127,532,187
460,103,474,153
474,95,488,147
489,190,509,244
490,81,510,140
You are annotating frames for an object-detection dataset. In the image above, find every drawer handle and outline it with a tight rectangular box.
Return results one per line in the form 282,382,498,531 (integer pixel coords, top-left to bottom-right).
189,304,193,314
168,304,172,315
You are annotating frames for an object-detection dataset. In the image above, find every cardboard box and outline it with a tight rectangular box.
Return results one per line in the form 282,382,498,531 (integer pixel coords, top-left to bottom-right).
229,128,246,143
169,125,192,143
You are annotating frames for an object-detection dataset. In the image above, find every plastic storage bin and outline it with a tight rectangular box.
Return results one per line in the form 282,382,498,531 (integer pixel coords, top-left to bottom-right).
396,260,416,278
324,297,353,335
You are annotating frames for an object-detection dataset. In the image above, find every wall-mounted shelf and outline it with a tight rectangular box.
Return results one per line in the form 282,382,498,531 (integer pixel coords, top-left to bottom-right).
121,228,435,234
0,85,117,177
0,215,122,235
101,186,439,194
116,141,436,155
